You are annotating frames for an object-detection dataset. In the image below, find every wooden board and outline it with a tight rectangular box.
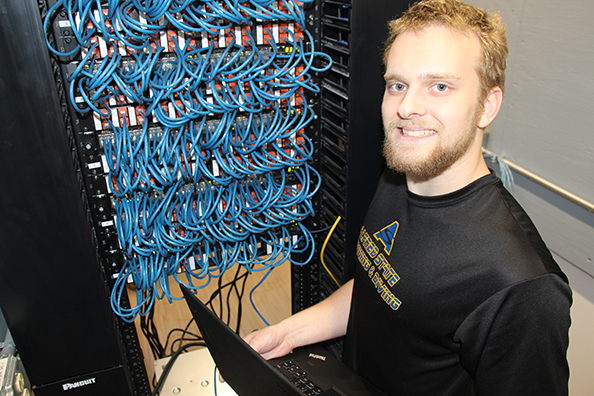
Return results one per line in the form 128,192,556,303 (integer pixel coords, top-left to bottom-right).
127,262,292,384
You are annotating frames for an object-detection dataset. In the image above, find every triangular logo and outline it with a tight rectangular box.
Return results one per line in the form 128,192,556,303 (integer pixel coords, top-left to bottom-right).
373,221,399,256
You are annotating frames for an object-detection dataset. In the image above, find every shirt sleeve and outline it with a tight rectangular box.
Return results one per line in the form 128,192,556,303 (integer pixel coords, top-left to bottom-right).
454,274,572,396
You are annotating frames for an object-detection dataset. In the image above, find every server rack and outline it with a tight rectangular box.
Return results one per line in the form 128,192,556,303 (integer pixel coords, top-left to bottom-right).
1,0,327,393
0,0,408,393
0,1,149,395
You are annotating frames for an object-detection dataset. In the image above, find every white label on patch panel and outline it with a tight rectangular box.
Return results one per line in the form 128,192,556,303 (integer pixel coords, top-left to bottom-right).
212,159,220,176
128,106,137,126
93,112,103,131
87,161,102,170
273,24,279,42
101,155,110,173
178,31,186,49
105,175,112,193
111,109,119,127
202,30,208,48
100,220,114,227
98,37,108,57
118,40,127,56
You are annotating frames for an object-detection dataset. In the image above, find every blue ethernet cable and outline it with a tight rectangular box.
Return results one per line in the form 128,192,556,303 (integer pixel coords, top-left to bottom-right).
131,0,171,22
249,267,274,326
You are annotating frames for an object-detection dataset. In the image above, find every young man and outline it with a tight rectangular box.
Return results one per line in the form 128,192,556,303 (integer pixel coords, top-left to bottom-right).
244,1,572,395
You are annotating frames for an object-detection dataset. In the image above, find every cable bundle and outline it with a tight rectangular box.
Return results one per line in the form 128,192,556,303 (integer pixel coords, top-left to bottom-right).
69,26,327,125
45,0,329,322
102,107,314,192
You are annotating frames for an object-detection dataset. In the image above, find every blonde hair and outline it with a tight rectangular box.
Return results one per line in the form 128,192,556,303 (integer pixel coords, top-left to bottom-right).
384,0,508,100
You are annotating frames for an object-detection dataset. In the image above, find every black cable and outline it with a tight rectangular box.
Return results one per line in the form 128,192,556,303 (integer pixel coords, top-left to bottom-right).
154,268,250,394
205,267,250,326
233,267,250,334
225,273,234,326
139,295,166,359
218,274,227,325
224,264,246,327
154,263,255,392
164,326,203,356
309,223,334,234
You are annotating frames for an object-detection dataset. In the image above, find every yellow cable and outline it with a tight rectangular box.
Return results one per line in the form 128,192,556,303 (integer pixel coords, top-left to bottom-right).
320,215,342,288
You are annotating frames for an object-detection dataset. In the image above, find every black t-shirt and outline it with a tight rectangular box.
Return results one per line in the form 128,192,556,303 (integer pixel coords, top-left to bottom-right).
344,169,572,396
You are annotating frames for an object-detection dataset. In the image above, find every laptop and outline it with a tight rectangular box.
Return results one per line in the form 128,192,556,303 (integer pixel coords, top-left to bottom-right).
180,284,373,396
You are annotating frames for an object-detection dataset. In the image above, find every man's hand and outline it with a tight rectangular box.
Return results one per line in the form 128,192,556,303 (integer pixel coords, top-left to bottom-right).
219,325,294,383
243,325,295,360
221,279,353,383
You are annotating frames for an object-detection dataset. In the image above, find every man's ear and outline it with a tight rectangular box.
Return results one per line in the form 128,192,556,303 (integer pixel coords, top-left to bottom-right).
478,87,503,129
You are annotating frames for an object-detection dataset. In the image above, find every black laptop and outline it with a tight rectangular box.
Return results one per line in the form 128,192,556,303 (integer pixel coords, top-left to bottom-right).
180,284,373,396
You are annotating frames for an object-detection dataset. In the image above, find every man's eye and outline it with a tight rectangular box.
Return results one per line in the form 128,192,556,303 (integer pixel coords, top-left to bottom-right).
435,83,448,92
390,83,406,91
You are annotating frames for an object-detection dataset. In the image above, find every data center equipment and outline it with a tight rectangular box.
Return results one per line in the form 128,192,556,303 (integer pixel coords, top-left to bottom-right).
0,0,409,393
0,1,149,394
43,0,331,325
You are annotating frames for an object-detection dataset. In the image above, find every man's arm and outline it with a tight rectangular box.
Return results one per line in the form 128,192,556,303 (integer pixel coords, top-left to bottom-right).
456,274,572,396
244,279,354,360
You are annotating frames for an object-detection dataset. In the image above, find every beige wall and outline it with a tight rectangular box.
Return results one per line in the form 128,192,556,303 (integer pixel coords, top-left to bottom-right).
467,1,594,394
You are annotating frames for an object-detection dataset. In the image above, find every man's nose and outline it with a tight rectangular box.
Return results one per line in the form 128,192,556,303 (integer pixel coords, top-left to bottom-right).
397,88,426,119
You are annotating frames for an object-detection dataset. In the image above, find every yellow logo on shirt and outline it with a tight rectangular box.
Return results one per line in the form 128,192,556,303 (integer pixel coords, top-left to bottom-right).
373,220,399,256
357,227,401,310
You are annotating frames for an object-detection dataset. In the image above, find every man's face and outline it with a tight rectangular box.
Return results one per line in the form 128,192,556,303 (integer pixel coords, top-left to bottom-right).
382,25,485,178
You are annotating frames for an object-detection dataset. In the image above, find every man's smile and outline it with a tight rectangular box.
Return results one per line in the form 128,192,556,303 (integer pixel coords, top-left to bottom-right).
400,128,437,138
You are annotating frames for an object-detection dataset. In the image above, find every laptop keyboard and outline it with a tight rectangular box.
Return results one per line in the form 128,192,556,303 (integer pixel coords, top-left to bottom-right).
274,360,324,395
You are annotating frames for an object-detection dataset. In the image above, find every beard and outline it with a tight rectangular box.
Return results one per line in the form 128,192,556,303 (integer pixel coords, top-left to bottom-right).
382,109,482,179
